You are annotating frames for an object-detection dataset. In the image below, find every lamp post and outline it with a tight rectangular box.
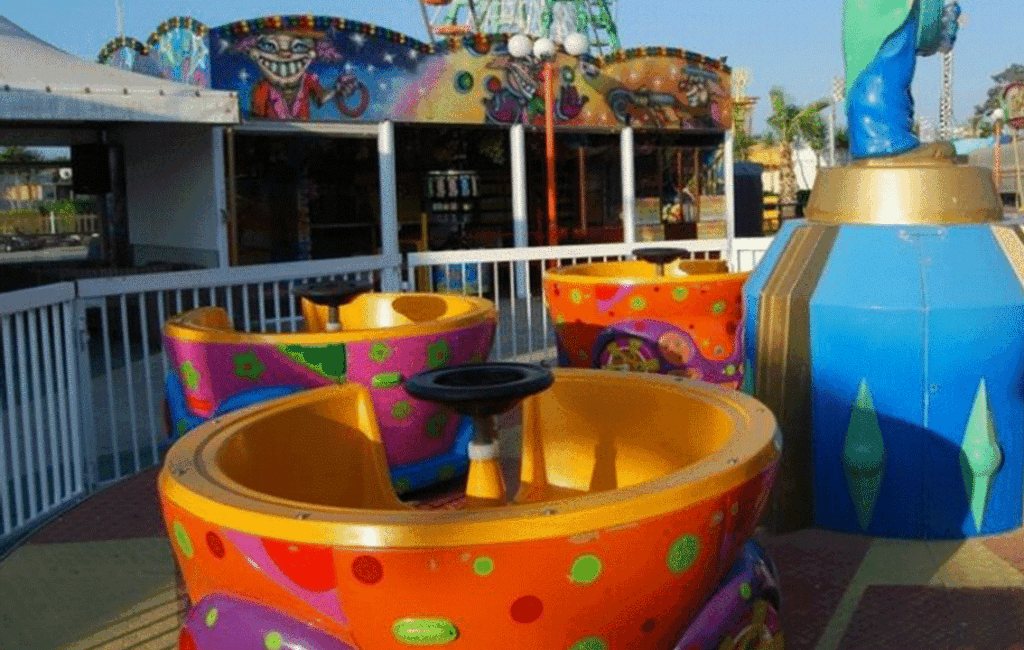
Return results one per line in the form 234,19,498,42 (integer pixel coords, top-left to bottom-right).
991,108,1004,195
507,32,589,247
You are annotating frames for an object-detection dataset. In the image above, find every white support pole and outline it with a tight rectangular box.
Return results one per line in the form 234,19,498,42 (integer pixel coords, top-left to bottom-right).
212,126,230,268
510,124,529,298
620,126,636,246
723,129,736,270
828,107,837,167
377,121,401,291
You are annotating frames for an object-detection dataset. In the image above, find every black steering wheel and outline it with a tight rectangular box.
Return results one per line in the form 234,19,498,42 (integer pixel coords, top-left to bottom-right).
293,279,372,308
633,247,689,276
405,363,554,419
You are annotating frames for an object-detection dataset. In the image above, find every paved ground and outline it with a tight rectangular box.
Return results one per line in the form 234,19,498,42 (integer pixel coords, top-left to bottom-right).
1,452,1022,650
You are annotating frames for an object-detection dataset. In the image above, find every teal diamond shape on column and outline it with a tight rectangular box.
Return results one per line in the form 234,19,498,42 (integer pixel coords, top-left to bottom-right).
843,378,887,531
741,357,754,395
959,378,1003,532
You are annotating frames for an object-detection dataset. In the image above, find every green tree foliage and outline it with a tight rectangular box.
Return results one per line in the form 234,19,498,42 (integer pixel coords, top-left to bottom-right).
972,63,1024,136
765,86,829,205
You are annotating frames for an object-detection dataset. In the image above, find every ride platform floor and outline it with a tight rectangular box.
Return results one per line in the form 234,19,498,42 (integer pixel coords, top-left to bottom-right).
2,418,1022,650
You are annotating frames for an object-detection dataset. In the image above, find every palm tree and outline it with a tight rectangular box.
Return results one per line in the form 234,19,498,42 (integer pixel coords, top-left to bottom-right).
766,86,829,210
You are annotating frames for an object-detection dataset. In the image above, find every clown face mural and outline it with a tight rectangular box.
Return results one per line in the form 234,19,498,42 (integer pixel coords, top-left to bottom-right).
239,31,369,120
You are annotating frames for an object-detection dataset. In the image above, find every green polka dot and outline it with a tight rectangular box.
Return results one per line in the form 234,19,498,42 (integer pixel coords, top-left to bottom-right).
372,371,403,388
264,631,283,650
577,350,588,360
391,401,412,420
556,313,566,324
427,340,451,369
570,554,602,584
425,411,448,439
394,478,411,494
205,607,218,627
176,419,189,434
724,364,737,376
173,521,193,559
740,582,753,600
630,296,647,311
667,534,700,573
438,464,456,480
569,637,608,650
180,360,200,390
369,343,393,363
672,286,689,302
473,556,494,576
569,289,583,304
711,300,727,314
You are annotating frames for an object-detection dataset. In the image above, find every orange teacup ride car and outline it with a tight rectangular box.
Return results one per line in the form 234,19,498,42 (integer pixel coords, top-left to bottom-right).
160,363,782,650
545,248,749,389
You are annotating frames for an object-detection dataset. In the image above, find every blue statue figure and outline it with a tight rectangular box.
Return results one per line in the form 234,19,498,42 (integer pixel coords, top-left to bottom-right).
843,0,961,158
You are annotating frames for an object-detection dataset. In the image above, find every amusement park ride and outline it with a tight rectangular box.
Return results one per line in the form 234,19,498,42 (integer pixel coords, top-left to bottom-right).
419,0,621,55
155,1,1022,649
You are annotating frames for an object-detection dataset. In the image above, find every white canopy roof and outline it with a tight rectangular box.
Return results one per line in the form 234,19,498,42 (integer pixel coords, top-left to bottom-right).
0,16,239,124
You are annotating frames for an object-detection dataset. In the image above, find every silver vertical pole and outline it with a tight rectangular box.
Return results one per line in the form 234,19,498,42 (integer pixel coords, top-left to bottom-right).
510,124,529,298
724,129,736,269
621,126,636,245
377,121,401,291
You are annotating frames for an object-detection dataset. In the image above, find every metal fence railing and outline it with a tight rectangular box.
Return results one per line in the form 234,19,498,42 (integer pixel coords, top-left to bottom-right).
0,282,86,544
74,254,398,487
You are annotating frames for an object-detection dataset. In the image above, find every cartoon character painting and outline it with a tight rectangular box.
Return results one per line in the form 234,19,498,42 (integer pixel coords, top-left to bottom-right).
236,30,369,119
481,57,588,125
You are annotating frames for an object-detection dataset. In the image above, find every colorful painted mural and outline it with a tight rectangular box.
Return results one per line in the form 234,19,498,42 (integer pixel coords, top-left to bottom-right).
99,16,210,86
99,15,733,130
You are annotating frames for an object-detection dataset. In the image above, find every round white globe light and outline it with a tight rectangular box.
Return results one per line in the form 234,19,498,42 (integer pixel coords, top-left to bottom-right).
507,34,533,58
991,108,1005,121
532,37,557,59
563,32,590,56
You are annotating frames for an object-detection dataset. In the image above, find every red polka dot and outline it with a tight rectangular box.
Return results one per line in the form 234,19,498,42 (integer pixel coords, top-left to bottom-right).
641,618,657,633
352,555,383,584
510,595,544,623
206,531,225,559
608,311,615,317
178,629,197,650
725,321,738,336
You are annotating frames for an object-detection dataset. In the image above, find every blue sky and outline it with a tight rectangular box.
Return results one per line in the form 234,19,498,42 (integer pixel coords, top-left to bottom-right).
4,0,1021,133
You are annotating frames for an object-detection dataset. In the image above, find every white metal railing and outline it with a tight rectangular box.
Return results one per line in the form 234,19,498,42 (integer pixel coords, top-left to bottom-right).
0,282,86,543
0,238,777,546
73,253,399,488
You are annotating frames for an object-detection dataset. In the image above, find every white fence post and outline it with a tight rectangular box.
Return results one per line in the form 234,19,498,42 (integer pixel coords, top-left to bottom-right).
621,126,636,245
378,121,401,292
73,298,98,489
724,129,737,270
510,124,528,299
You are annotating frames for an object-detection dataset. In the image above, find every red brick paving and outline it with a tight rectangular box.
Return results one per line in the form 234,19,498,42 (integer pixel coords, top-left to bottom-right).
8,457,1023,649
836,585,1024,650
756,528,873,650
25,466,166,544
982,528,1024,574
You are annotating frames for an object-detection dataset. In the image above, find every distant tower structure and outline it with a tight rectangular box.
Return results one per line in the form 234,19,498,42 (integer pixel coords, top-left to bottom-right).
731,68,758,134
420,0,621,55
938,6,966,140
938,50,955,140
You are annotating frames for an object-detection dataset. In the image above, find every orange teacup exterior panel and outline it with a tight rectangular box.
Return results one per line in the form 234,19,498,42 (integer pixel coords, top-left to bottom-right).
161,466,775,650
545,276,747,387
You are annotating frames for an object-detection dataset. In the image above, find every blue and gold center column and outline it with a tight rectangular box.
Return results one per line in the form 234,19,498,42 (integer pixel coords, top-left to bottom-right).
744,0,1023,538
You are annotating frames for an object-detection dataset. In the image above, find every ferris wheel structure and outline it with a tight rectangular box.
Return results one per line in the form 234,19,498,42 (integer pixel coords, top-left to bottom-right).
419,0,621,56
